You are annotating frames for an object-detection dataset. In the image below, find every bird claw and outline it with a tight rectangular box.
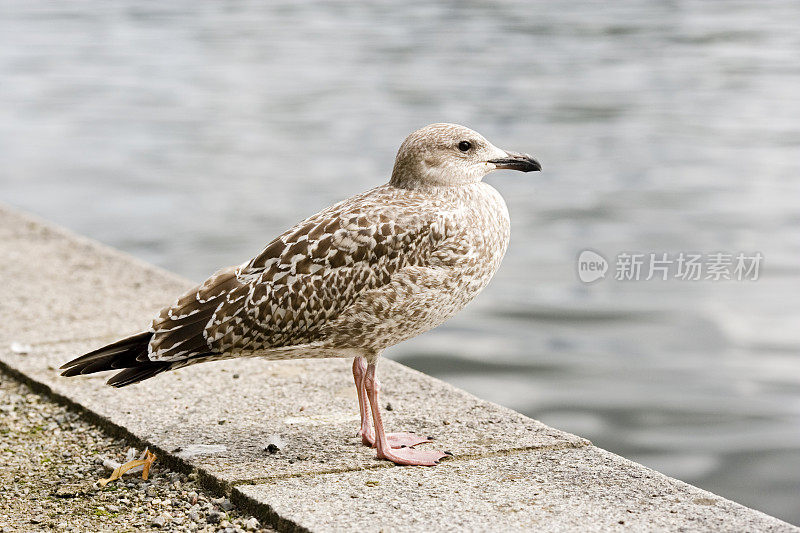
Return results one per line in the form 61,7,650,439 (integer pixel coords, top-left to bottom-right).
378,447,450,466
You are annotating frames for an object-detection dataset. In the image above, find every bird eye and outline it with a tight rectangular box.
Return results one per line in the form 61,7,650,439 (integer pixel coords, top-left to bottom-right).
458,140,472,152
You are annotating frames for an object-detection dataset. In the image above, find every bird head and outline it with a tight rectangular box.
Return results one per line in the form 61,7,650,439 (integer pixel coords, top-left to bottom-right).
390,123,541,189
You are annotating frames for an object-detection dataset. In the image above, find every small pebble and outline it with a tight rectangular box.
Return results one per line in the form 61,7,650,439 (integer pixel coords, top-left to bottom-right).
212,497,235,512
0,374,269,533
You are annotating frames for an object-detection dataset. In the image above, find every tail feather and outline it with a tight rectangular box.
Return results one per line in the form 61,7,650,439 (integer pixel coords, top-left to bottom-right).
105,364,171,388
60,331,172,387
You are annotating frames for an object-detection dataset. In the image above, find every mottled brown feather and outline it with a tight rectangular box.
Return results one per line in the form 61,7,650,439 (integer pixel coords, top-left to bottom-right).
147,185,445,361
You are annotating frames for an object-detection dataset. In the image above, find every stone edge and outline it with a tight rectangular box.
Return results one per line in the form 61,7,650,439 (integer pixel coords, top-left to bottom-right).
1,202,795,532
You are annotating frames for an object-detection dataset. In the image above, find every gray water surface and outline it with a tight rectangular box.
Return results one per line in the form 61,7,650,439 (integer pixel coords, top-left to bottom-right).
2,1,799,524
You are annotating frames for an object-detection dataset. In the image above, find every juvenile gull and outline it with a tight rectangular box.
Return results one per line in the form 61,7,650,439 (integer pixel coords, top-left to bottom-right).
61,123,541,466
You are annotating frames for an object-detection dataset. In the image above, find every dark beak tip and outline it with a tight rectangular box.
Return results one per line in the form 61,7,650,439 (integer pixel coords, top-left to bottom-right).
488,156,542,173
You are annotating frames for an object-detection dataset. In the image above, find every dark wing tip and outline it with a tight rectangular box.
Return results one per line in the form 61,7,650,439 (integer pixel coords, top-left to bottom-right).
59,331,153,376
106,363,171,388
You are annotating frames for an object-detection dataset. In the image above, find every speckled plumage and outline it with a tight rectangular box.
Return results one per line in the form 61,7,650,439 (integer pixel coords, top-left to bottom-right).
61,123,540,466
62,123,539,391
150,180,510,367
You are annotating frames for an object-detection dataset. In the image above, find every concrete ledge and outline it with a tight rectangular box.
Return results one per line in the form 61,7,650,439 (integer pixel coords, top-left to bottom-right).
1,203,796,532
236,448,785,532
0,205,189,346
1,342,585,483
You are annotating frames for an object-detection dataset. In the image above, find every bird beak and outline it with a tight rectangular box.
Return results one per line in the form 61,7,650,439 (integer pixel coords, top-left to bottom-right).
488,151,542,172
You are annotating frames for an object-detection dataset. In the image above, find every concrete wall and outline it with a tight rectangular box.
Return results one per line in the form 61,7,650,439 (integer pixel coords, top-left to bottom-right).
0,204,795,532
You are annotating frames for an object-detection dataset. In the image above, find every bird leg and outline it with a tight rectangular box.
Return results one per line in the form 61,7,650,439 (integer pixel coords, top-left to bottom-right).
363,362,449,466
352,357,375,446
353,357,433,449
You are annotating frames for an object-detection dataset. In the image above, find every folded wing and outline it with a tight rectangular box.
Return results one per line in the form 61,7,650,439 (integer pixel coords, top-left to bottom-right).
148,187,444,362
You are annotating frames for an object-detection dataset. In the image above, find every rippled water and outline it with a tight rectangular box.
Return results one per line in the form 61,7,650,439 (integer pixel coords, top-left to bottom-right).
2,1,799,524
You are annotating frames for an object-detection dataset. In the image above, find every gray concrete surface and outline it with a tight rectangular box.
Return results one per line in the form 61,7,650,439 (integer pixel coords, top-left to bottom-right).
237,447,791,532
1,341,586,484
0,206,189,347
1,203,797,532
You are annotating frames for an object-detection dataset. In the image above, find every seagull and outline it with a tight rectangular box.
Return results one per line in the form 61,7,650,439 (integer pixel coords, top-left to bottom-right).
61,123,541,466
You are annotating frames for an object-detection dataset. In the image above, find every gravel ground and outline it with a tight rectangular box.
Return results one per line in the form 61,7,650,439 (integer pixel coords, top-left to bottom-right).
0,373,274,532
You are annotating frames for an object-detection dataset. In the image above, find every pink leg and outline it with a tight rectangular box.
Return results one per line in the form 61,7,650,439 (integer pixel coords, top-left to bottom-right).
353,357,433,449
363,362,450,466
352,357,375,446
